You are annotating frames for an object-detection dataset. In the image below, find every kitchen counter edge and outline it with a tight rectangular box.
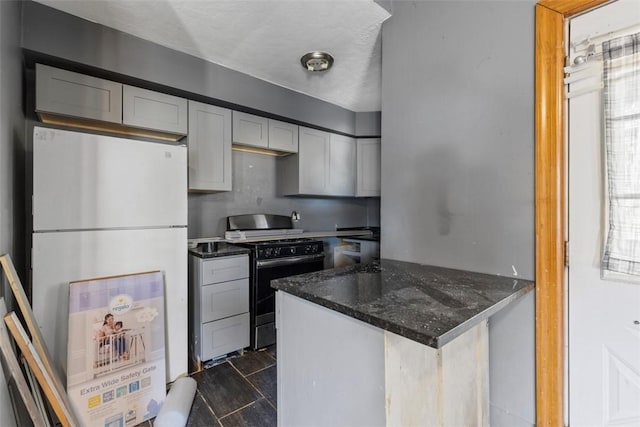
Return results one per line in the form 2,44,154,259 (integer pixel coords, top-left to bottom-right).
271,259,534,349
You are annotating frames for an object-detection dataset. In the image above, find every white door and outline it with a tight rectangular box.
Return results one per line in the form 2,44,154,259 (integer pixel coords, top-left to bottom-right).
33,126,187,230
568,2,640,425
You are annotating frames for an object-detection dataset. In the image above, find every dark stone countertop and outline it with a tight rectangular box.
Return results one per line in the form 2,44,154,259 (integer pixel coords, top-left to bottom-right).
188,242,251,259
271,259,534,348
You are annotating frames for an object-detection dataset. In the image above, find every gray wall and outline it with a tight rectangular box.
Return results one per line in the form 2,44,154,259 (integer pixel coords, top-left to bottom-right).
21,1,362,136
0,1,24,425
380,2,535,426
189,150,380,239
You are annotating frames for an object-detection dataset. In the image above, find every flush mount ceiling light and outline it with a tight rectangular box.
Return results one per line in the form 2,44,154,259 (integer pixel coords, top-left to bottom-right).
301,51,334,72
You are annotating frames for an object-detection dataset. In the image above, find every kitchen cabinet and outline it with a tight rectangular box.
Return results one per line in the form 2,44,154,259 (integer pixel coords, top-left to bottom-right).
233,111,299,153
122,85,187,134
356,138,381,197
268,119,298,153
36,63,123,124
278,126,355,196
189,254,250,365
35,64,187,139
233,111,268,148
328,134,356,196
188,100,232,192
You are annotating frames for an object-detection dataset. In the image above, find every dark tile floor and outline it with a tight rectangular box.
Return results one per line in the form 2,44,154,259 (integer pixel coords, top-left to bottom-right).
187,347,277,427
137,347,277,427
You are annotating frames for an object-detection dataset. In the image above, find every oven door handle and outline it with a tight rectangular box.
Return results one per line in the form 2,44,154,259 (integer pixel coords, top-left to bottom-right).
256,254,325,268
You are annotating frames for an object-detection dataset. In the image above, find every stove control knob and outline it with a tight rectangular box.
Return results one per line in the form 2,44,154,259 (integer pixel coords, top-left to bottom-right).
290,247,296,255
265,248,273,258
274,248,281,256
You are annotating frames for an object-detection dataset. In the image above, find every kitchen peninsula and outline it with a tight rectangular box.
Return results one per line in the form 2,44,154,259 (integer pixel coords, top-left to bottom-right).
272,259,534,426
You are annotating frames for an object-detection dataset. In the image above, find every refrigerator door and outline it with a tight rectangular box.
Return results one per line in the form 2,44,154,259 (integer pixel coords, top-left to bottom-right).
32,228,187,383
33,126,187,231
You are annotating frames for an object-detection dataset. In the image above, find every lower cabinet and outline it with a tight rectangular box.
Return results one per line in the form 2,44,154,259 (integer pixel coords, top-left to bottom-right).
189,254,250,365
200,313,250,361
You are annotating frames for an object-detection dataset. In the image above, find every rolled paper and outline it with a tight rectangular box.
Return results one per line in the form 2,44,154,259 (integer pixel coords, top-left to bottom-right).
153,376,197,427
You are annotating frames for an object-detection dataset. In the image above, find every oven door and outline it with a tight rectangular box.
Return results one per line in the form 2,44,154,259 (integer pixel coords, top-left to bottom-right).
253,254,324,348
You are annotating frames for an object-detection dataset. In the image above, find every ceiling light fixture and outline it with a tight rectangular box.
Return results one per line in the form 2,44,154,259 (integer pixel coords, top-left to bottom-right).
301,51,334,72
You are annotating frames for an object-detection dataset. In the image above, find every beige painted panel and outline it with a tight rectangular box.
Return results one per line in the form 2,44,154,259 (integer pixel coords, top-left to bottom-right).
385,321,489,426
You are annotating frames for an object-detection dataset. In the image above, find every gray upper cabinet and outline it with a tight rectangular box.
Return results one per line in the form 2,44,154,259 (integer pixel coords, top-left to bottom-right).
278,126,355,197
356,138,381,197
36,63,122,124
268,119,299,153
188,100,232,192
122,85,187,135
36,64,186,139
298,127,330,195
232,111,298,154
232,111,269,148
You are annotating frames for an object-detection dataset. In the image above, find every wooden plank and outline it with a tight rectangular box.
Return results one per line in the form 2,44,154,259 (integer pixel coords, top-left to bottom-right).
0,298,48,427
0,254,76,424
4,312,77,427
22,356,51,427
0,256,64,385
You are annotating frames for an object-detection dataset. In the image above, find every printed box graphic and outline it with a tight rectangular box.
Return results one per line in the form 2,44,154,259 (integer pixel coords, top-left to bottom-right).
67,271,166,426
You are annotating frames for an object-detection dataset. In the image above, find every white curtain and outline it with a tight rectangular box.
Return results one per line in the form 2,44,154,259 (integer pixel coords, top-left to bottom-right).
602,33,640,278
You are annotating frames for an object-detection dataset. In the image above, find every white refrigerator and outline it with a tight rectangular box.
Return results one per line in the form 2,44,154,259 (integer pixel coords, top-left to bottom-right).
31,126,188,383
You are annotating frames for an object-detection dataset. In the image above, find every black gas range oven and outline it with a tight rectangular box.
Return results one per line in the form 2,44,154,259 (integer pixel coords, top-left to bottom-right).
227,215,325,349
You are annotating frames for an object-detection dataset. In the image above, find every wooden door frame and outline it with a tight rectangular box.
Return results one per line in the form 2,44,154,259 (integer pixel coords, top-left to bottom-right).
535,0,609,425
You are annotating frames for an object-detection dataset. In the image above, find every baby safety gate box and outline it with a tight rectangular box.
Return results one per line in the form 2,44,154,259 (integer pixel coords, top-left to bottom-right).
67,271,166,427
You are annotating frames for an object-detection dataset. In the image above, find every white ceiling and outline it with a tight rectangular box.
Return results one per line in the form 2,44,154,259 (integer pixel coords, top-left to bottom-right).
34,0,391,112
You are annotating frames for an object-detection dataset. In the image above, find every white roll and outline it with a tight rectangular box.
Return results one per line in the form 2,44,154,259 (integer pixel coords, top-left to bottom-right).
153,376,198,427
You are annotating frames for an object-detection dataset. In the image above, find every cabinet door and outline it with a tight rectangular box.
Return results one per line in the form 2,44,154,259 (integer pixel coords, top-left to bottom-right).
201,279,249,323
36,64,122,124
356,138,381,197
122,85,187,134
298,127,330,195
188,101,232,192
201,313,250,361
268,119,299,153
328,134,356,196
201,255,249,285
232,111,268,148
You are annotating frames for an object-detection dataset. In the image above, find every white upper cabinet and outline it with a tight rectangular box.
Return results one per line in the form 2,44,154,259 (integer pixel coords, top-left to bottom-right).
188,100,232,192
36,63,122,124
232,111,299,153
356,138,381,197
328,134,356,196
232,111,269,148
268,119,299,153
278,127,355,197
122,85,187,135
